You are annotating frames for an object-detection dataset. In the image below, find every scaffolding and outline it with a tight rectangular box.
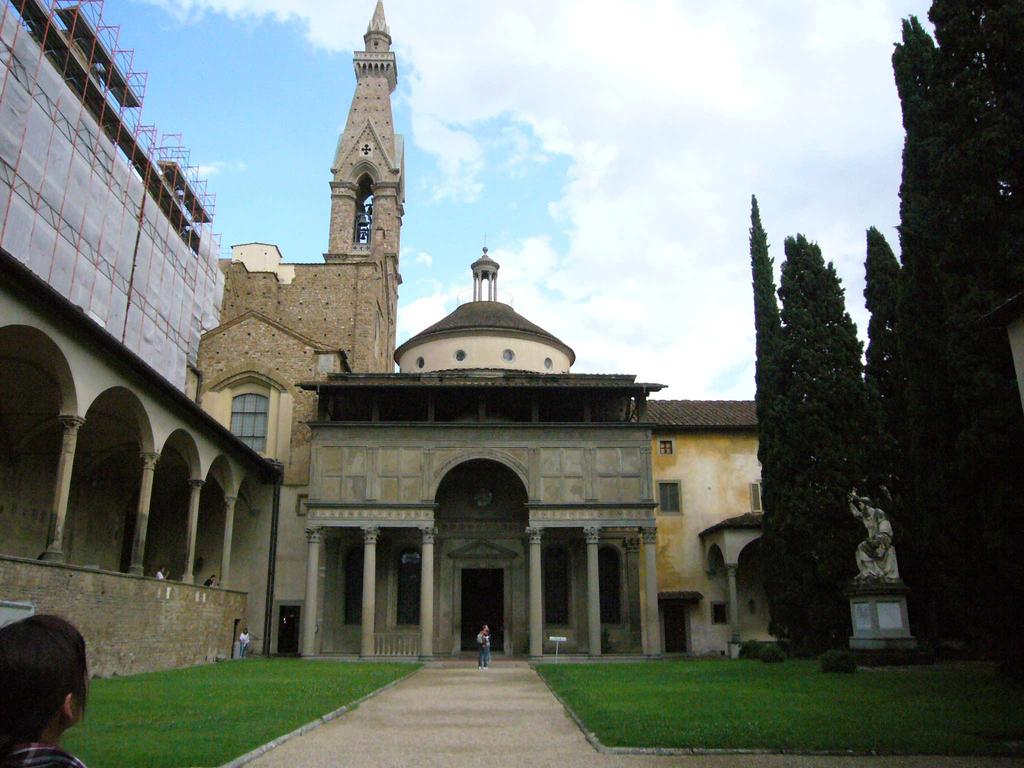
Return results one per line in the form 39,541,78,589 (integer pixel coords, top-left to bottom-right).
0,0,222,389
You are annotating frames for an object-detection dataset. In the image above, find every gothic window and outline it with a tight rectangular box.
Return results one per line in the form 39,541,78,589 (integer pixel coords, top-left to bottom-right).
598,547,621,624
344,546,363,625
354,174,374,246
396,549,421,625
230,393,269,451
543,546,569,625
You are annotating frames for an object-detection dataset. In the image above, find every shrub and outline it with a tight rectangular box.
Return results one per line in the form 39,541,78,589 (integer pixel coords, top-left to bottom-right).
739,641,764,660
820,649,857,673
760,644,787,663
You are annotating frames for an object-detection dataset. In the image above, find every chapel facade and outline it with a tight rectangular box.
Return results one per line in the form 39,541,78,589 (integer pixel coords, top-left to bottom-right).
195,1,771,658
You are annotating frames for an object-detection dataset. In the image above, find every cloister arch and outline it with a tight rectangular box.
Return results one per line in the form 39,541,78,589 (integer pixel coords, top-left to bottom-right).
429,450,530,502
0,324,78,416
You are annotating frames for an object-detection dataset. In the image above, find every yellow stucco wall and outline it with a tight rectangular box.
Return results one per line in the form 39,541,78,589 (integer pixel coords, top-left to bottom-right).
652,429,772,653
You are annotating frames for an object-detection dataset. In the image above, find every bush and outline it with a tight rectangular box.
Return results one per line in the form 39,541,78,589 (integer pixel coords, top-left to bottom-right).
739,641,764,660
760,644,787,663
820,649,857,673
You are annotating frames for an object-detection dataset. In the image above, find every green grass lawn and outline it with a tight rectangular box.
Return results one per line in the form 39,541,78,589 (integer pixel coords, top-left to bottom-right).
536,660,1024,754
63,659,418,768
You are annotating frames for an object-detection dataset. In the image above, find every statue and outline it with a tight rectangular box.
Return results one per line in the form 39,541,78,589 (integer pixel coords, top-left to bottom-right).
849,492,900,582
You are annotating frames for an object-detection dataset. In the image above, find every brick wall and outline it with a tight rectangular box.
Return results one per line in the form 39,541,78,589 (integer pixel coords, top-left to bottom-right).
0,556,247,677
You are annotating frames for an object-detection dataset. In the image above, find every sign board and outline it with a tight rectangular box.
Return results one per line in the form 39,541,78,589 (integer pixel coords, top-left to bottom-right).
549,636,567,642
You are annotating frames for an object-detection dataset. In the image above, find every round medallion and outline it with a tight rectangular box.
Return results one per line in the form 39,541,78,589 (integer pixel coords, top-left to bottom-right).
473,487,493,507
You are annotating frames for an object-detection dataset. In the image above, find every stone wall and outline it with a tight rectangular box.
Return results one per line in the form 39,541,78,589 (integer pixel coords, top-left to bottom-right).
0,556,247,677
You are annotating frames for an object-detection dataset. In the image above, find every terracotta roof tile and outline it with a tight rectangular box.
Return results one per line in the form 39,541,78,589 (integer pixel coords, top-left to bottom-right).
647,399,757,429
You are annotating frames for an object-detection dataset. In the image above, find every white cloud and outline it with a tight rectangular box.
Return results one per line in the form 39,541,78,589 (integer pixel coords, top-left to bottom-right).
414,251,433,267
145,0,932,397
196,160,247,178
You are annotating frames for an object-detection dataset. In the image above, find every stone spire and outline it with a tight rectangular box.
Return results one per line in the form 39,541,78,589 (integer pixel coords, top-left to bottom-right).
364,0,392,51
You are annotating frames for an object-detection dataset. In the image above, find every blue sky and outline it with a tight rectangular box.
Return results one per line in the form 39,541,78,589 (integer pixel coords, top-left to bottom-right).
96,0,932,397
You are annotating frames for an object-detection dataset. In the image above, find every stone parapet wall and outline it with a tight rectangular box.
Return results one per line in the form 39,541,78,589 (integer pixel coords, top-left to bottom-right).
0,556,246,677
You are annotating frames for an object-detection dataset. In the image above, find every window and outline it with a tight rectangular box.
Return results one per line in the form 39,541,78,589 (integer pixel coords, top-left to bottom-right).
396,549,421,625
658,439,674,455
658,482,681,513
455,349,466,362
543,546,569,625
502,348,515,362
344,547,363,625
230,393,269,451
750,482,763,513
598,547,621,624
416,356,425,369
543,357,553,370
712,602,728,624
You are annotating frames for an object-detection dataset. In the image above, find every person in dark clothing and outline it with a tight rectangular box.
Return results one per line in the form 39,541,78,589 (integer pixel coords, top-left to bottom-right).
0,615,90,768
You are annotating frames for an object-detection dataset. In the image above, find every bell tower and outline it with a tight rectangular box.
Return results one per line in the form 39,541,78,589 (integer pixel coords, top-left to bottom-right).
325,0,403,371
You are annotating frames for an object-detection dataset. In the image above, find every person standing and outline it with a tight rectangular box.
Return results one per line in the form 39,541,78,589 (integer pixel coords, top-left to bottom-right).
476,624,491,670
238,628,251,659
0,615,91,768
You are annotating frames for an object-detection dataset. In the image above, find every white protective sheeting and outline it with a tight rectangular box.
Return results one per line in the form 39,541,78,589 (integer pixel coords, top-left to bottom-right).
0,3,223,390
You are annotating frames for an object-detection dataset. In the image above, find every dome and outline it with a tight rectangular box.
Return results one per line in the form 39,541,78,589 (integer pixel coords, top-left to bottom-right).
394,252,575,374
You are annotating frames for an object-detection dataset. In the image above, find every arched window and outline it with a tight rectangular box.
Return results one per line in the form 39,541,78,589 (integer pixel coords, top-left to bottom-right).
598,546,621,624
344,546,363,625
354,175,374,246
543,546,569,625
230,393,269,451
396,549,421,625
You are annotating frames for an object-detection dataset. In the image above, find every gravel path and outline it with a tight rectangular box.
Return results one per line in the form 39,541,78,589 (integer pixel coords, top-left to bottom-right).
245,661,1024,768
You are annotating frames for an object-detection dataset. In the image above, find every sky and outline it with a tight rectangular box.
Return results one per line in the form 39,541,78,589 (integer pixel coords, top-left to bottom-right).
97,0,932,398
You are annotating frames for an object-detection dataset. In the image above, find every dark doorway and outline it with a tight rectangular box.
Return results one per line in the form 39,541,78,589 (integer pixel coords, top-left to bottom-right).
277,605,301,654
461,568,504,651
663,602,688,653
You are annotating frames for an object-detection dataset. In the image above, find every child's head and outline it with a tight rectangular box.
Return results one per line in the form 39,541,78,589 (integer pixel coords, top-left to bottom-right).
0,615,89,757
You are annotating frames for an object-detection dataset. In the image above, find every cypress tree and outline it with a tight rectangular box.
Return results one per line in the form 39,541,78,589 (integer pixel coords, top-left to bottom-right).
765,235,868,652
862,226,903,493
893,6,1024,663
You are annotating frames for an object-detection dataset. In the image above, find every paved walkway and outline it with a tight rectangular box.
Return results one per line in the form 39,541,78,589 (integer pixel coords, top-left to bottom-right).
248,662,1023,768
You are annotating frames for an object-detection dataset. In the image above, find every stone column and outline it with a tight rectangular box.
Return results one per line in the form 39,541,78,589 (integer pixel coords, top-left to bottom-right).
526,526,543,658
41,415,85,562
585,526,602,657
128,451,160,576
301,527,322,656
360,526,379,657
182,479,204,584
419,526,436,659
727,564,740,644
220,495,237,588
641,527,662,657
623,537,643,650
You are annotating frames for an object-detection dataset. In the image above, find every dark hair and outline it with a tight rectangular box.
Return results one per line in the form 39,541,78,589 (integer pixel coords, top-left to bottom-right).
0,615,88,759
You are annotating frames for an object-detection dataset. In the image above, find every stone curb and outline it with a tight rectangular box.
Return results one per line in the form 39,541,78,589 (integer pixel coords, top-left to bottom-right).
530,664,1023,758
218,666,422,768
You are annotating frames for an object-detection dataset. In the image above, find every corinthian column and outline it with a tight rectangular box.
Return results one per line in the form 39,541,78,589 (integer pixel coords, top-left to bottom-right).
128,451,160,575
301,527,322,656
641,527,662,657
220,495,237,588
419,526,436,658
41,415,85,562
360,526,379,657
182,479,204,584
526,526,543,658
585,526,602,657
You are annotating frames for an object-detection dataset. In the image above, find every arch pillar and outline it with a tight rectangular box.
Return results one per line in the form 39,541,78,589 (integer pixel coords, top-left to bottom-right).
302,527,323,656
585,526,602,657
641,527,662,657
41,415,86,562
220,495,237,588
128,451,161,575
182,479,204,584
360,526,379,657
527,526,544,658
419,526,436,659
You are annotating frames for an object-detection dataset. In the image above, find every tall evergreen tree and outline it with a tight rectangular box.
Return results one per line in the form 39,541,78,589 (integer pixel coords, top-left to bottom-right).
764,235,868,652
862,227,903,493
749,196,781,472
893,5,1024,663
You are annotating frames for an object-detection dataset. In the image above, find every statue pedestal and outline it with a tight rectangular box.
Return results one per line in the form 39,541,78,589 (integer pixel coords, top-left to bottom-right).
847,580,925,664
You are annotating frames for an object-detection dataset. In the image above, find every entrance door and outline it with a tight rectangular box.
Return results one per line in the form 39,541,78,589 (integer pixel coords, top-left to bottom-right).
461,569,504,651
663,603,688,653
277,605,301,654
